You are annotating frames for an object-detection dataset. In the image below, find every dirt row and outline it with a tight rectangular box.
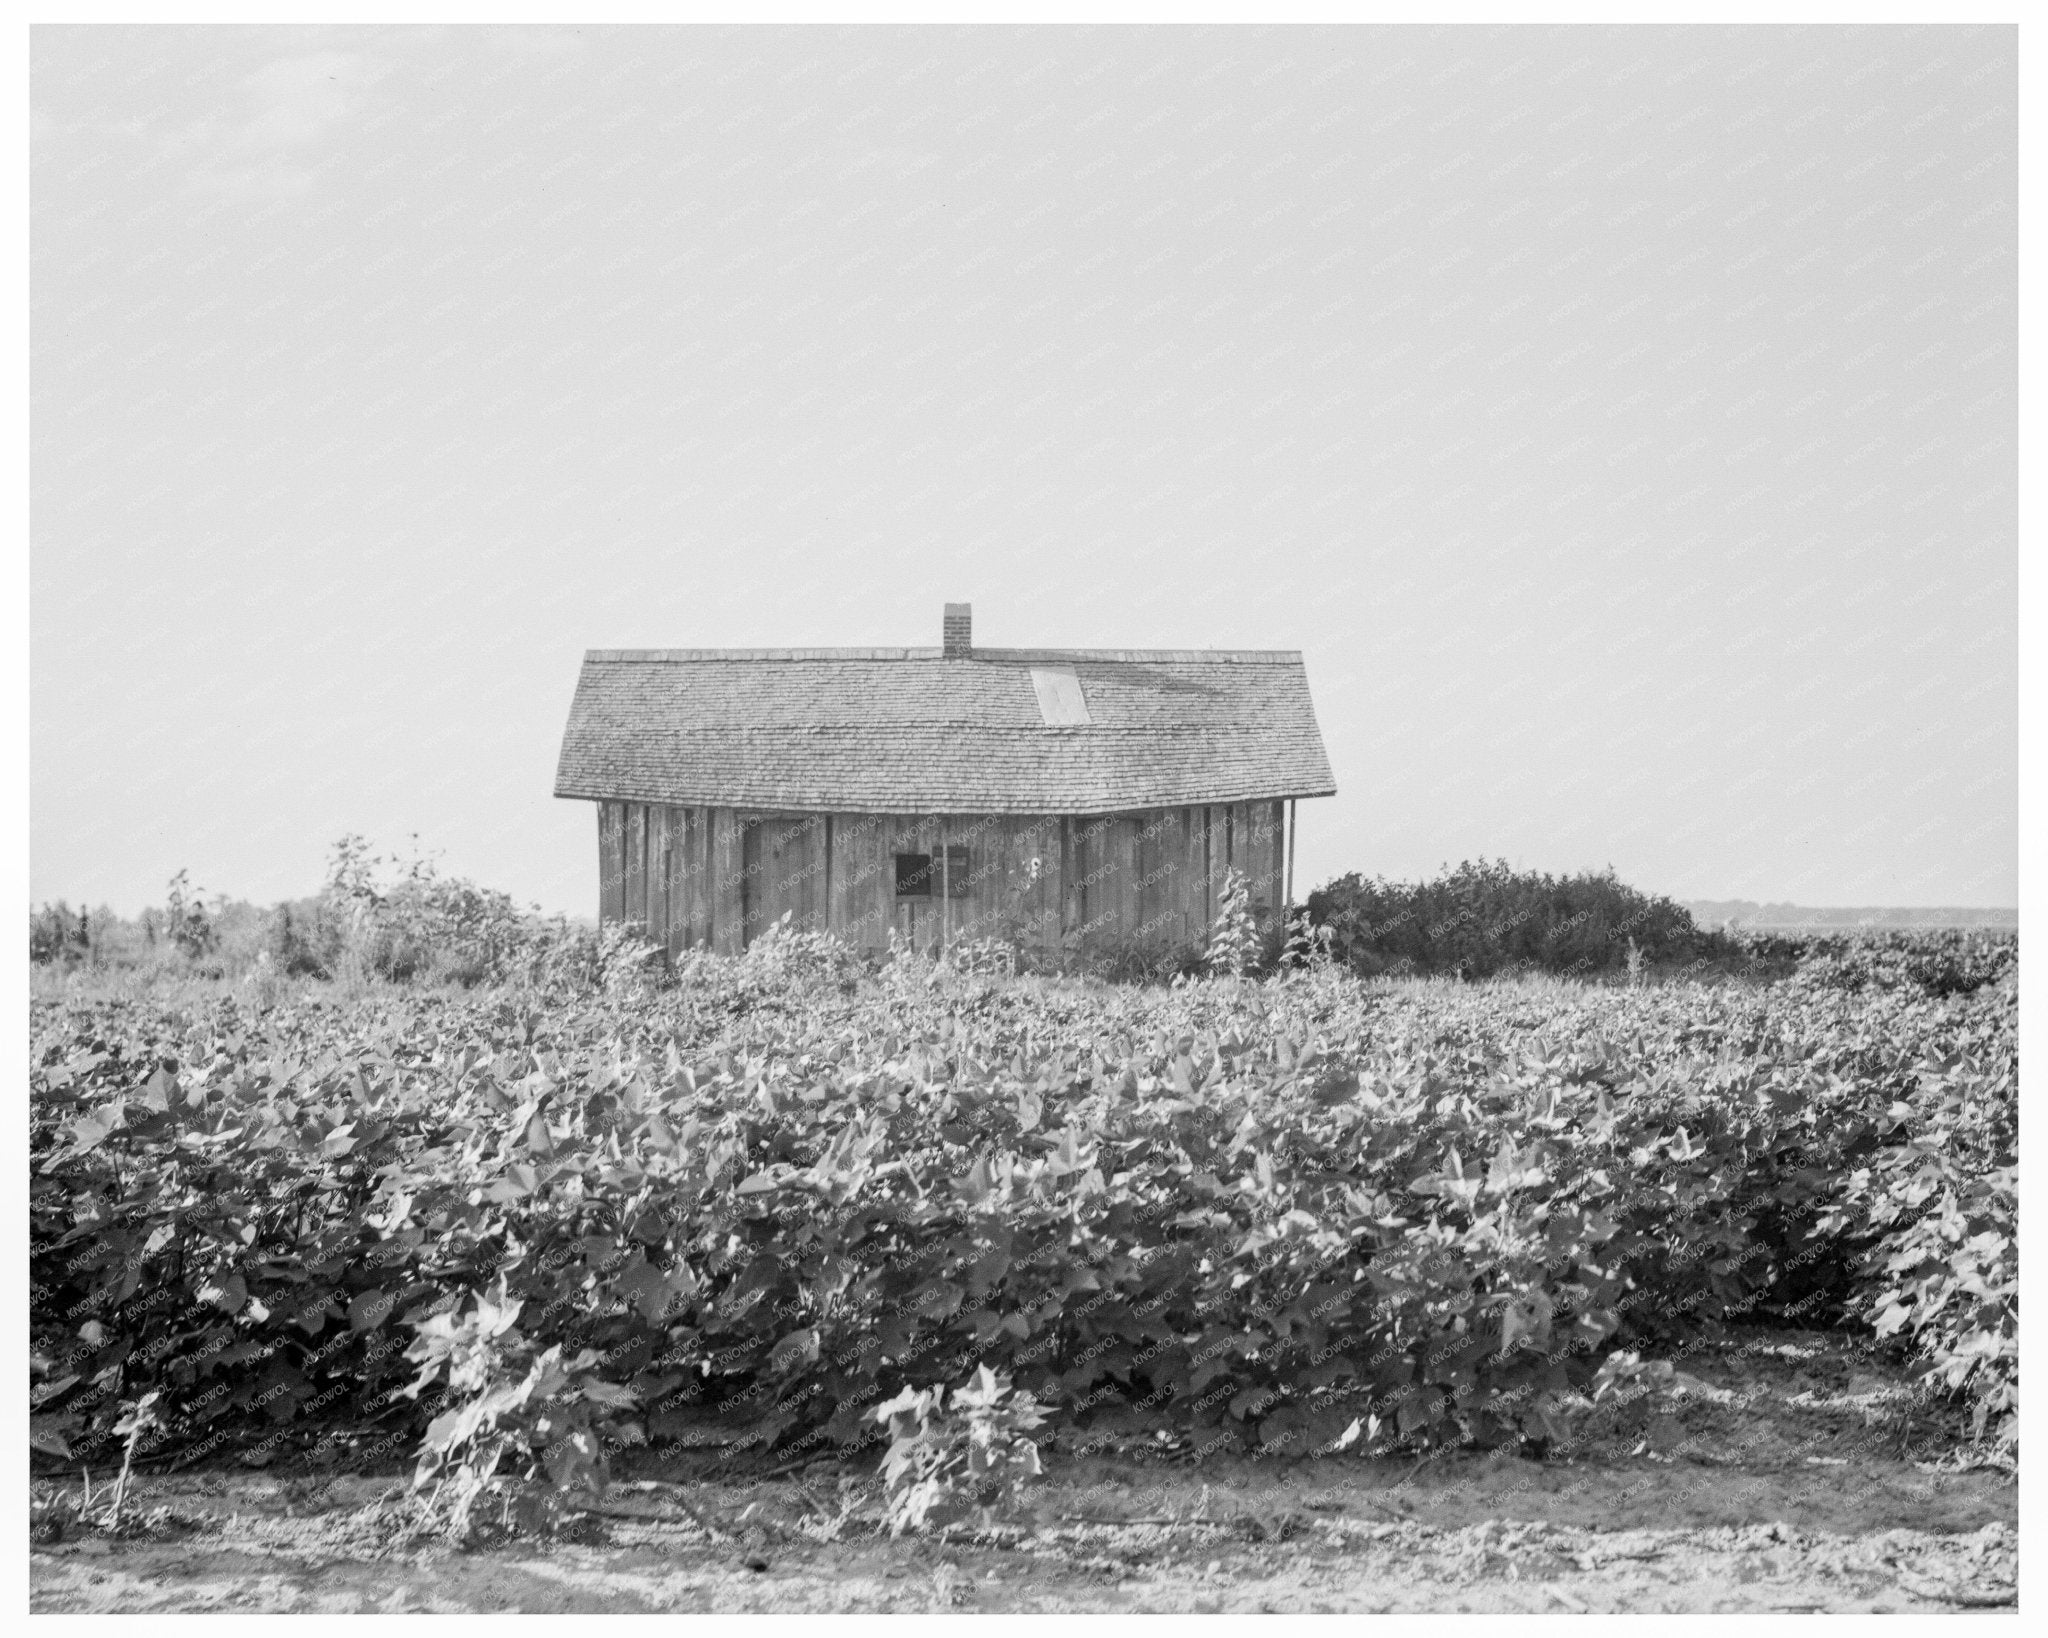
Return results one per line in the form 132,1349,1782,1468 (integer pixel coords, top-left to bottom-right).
30,1329,2019,1613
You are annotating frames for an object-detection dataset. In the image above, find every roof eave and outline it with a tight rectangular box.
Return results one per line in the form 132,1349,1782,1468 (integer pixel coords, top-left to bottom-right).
552,785,1338,811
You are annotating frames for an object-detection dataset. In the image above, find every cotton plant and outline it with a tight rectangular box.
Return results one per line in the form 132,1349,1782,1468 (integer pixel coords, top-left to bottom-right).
872,1366,1048,1536
1206,867,1261,978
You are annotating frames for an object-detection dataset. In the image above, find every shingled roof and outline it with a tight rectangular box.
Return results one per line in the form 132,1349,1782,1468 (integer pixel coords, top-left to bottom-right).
554,609,1336,815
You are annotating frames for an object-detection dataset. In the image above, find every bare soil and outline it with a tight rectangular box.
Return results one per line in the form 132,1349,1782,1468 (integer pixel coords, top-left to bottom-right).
30,1328,2017,1613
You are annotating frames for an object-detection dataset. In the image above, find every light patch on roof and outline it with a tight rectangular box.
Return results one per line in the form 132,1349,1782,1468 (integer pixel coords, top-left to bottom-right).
1029,665,1091,726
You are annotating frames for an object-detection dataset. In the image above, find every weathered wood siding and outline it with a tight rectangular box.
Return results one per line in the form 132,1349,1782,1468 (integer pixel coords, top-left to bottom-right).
709,808,744,955
661,805,707,959
598,799,1287,960
829,813,891,951
1216,799,1285,926
598,801,626,925
644,805,670,953
739,814,829,941
622,805,647,929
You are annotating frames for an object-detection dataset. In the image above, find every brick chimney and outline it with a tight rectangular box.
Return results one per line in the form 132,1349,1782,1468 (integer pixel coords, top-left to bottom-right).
943,602,972,659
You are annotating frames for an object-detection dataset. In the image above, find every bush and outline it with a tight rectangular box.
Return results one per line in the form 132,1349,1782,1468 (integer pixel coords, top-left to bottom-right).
33,840,590,994
162,871,218,959
30,902,93,966
1305,859,1738,981
302,834,569,988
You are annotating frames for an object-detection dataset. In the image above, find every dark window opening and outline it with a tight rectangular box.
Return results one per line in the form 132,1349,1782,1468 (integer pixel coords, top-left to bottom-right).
895,847,971,899
895,852,932,898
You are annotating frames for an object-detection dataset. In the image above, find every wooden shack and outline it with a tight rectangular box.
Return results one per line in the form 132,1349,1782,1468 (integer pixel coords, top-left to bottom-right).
554,604,1335,959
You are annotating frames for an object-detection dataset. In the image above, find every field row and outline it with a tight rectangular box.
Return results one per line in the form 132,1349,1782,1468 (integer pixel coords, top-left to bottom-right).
30,933,2016,1522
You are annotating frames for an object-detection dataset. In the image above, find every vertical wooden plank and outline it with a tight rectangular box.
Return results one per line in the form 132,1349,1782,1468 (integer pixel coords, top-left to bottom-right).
741,818,767,946
710,808,744,954
831,812,857,950
1261,802,1277,929
975,815,1011,951
869,813,895,954
1015,815,1053,943
767,818,792,934
995,815,1026,951
1235,801,1256,920
1092,813,1115,940
663,807,684,951
676,807,704,951
896,815,917,952
984,813,1030,945
829,812,880,952
1110,813,1139,946
932,818,945,949
699,806,718,950
645,806,670,955
624,803,647,930
1223,801,1242,905
770,819,788,940
1070,815,1093,940
793,815,817,932
1133,808,1164,949
598,801,625,926
1154,807,1191,949
887,815,910,951
1152,807,1177,948
1143,808,1169,948
751,818,777,940
798,814,828,931
952,814,980,942
974,814,996,938
1068,812,1126,952
1130,810,1154,946
697,807,713,952
825,812,847,939
985,812,1011,940
1223,801,1273,929
1259,800,1285,926
1038,814,1063,945
1004,816,1027,936
957,815,985,943
943,814,962,946
1180,804,1209,946
1087,814,1108,944
664,807,690,956
921,813,940,953
879,813,910,954
1281,798,1294,913
1059,816,1077,944
915,813,937,953
1202,805,1215,924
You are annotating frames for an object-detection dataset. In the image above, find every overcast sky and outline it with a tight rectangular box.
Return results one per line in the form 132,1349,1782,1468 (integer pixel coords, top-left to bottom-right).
32,24,2016,917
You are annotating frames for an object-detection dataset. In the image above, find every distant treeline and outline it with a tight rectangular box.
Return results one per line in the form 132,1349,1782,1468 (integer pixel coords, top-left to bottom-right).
1688,900,2018,930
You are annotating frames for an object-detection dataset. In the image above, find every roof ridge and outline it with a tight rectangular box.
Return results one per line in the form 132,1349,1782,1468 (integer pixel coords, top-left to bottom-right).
585,647,1307,664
